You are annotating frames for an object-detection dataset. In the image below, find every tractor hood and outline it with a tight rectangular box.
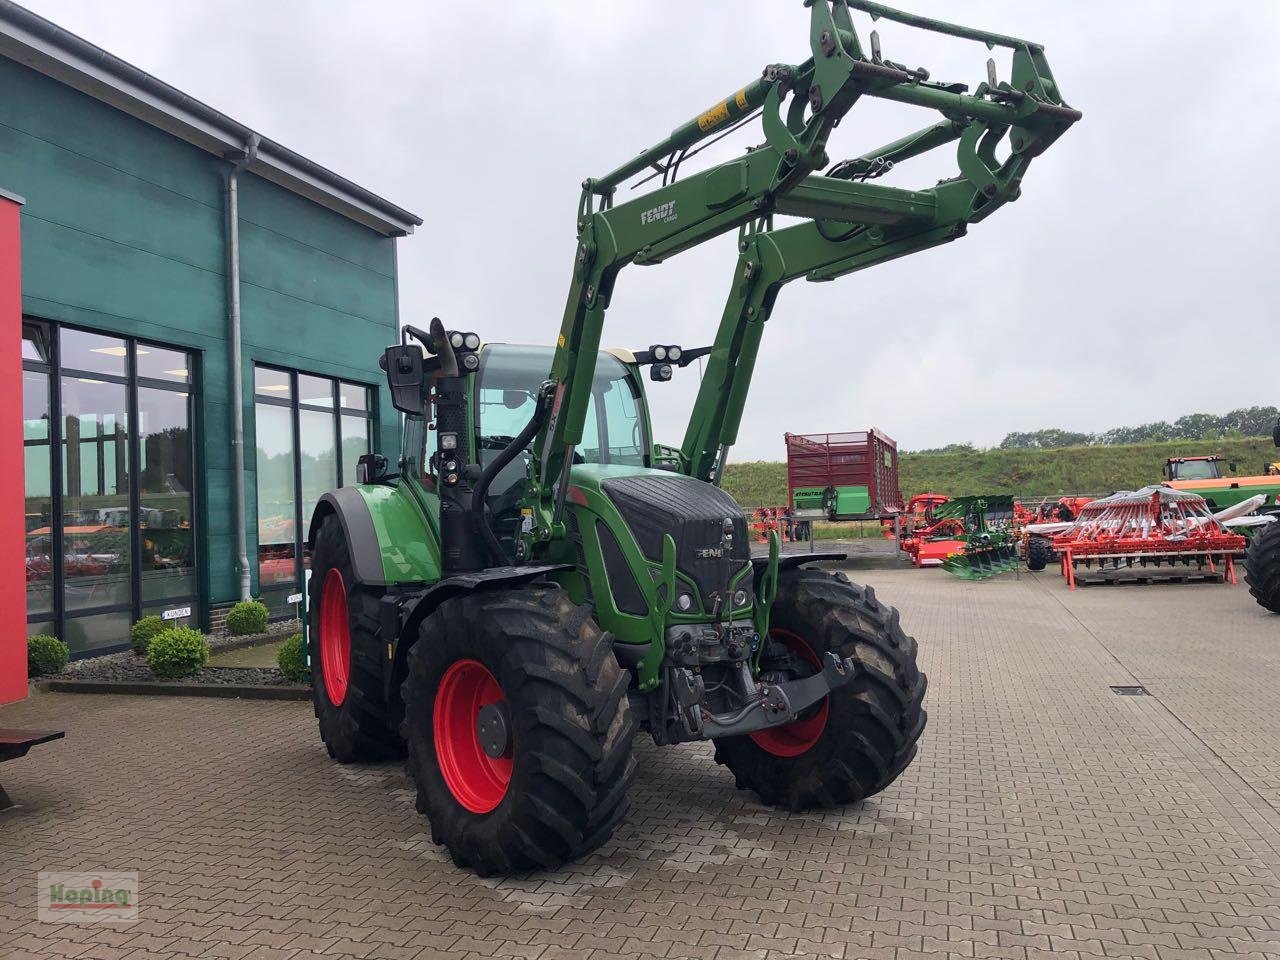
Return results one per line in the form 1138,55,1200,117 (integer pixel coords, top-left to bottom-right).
567,464,751,618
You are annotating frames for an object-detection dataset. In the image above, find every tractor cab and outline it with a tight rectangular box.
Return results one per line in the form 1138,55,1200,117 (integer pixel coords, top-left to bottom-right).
1163,456,1225,482
469,343,653,549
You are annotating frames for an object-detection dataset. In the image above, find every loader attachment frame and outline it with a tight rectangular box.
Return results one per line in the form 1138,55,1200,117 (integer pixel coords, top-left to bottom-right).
519,0,1079,559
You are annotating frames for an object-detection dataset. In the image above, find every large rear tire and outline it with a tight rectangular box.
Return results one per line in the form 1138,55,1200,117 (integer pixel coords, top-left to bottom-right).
1245,520,1280,613
714,569,927,810
1026,535,1054,572
401,585,635,875
308,513,402,763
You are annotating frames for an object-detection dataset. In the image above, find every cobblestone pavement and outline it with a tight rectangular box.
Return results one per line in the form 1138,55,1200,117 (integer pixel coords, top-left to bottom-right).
2,567,1279,960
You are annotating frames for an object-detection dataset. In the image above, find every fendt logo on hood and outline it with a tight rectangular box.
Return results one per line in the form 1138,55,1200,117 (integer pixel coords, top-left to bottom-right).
694,546,723,559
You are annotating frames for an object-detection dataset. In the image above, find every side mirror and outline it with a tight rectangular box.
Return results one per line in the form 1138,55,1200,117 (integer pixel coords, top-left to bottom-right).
381,344,425,415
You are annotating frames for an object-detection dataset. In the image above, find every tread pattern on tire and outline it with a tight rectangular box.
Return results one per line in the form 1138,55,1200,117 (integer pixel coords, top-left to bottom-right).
1245,521,1280,613
1026,535,1055,572
401,585,635,875
309,514,402,763
713,568,927,811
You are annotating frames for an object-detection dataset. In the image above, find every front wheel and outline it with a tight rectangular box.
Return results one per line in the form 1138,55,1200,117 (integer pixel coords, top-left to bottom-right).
714,569,927,810
401,586,635,875
309,513,402,763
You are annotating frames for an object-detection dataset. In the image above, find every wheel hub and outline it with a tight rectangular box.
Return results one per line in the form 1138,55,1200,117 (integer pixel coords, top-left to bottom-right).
476,701,512,758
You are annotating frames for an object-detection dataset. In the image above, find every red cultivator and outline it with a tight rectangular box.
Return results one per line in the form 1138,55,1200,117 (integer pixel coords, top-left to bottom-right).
1047,486,1245,589
889,494,964,567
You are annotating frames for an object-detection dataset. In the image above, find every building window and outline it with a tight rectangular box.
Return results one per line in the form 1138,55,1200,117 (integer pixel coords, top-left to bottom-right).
253,366,374,618
23,320,198,657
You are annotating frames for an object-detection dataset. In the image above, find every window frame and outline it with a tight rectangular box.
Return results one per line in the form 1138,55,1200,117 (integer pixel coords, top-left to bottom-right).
23,318,200,657
253,365,376,616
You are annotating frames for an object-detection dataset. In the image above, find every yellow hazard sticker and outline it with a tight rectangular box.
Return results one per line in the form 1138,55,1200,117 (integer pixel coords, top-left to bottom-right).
557,333,566,348
735,88,748,111
696,100,730,132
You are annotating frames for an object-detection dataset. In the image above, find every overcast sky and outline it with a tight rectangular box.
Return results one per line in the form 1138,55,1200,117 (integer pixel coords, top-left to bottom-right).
21,1,1280,459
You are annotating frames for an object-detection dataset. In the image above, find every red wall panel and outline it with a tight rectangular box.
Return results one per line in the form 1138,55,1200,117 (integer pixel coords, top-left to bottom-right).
0,193,25,705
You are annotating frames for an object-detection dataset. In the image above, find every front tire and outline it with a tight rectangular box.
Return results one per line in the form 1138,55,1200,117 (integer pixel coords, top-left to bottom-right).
401,586,635,875
1245,520,1280,612
309,513,402,763
714,569,927,810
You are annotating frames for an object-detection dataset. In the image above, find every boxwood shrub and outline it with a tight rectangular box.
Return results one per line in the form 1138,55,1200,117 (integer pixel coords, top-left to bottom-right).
27,634,69,677
276,633,309,683
130,615,166,655
225,599,269,636
147,626,209,679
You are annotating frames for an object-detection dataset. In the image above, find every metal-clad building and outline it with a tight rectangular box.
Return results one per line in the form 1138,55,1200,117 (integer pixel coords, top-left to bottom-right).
0,1,420,662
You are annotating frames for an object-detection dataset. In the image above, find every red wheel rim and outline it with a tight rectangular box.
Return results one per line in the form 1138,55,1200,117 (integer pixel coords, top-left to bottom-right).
434,659,512,814
319,568,351,706
750,628,830,758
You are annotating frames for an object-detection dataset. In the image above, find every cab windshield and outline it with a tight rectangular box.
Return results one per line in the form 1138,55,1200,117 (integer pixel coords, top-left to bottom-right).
476,345,648,468
1172,459,1220,480
474,345,648,536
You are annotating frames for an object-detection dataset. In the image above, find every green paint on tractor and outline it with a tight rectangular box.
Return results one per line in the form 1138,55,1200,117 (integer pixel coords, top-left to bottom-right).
300,0,1080,876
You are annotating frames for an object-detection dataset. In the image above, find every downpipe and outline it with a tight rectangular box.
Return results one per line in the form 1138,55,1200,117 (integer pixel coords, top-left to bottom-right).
224,134,260,601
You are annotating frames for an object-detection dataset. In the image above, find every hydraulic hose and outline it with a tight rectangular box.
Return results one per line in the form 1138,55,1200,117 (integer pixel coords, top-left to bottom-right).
472,381,556,565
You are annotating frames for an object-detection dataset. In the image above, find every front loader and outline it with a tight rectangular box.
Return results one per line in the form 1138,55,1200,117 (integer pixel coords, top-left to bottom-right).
304,0,1079,875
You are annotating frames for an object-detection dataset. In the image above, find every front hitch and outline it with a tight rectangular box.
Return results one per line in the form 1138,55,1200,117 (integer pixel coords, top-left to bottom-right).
678,651,858,740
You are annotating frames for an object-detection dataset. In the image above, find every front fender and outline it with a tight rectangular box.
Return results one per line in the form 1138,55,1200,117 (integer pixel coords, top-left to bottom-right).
308,484,440,587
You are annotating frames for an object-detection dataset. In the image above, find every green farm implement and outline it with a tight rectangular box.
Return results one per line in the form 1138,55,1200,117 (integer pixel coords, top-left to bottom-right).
304,0,1078,874
938,499,1020,579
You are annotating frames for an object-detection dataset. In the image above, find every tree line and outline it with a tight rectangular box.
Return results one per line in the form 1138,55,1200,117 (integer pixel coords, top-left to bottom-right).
910,407,1280,454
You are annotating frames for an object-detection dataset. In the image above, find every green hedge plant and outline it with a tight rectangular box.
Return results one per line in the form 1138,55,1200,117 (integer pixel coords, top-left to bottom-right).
147,627,209,679
130,615,166,655
276,633,309,683
27,634,69,677
225,599,269,636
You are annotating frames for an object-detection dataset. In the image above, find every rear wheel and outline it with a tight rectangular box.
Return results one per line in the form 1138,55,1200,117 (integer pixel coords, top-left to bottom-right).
1026,535,1055,572
714,569,927,810
401,585,635,875
1245,520,1280,613
309,513,402,763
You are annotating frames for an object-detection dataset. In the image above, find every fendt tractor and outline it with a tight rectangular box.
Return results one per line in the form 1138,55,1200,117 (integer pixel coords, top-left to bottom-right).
304,1,1078,874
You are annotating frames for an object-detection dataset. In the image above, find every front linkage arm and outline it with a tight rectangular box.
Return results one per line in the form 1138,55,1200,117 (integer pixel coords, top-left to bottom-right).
681,4,1081,483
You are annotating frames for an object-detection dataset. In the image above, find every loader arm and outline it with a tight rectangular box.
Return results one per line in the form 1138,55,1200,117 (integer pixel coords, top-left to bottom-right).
681,8,1082,483
523,0,1078,556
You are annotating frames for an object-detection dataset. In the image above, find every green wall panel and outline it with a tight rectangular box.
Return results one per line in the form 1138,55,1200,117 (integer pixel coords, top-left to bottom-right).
1,58,402,616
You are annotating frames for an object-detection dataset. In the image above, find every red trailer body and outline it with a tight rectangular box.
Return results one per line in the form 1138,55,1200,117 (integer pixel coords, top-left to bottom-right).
784,429,904,521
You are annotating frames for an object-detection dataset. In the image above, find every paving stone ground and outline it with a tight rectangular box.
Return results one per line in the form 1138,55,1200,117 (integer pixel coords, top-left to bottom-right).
3,565,1279,960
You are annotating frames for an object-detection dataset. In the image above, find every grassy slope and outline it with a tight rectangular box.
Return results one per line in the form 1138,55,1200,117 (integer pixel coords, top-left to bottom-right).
722,437,1279,508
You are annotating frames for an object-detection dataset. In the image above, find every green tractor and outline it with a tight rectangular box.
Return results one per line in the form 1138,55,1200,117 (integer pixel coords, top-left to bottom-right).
304,0,1078,874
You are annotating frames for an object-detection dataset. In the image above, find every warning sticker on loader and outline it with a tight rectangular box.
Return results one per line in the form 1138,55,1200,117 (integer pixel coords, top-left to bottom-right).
696,100,730,131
